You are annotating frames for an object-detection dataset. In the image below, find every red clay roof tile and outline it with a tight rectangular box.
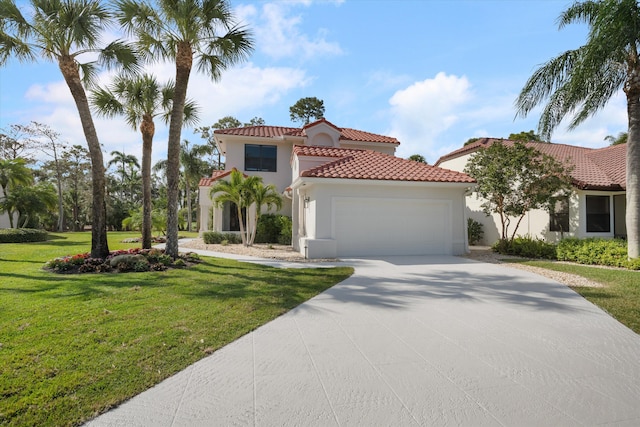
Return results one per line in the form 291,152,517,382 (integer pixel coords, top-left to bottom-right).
435,138,625,190
214,119,399,145
296,146,475,183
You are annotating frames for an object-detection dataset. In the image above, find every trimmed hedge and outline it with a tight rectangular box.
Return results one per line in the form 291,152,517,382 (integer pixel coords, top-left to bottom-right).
0,228,48,243
557,238,640,270
202,231,243,245
492,236,557,259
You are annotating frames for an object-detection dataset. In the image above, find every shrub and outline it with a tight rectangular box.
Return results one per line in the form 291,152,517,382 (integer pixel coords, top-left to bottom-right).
202,231,242,244
557,238,636,268
492,236,557,259
44,248,201,274
255,214,292,244
278,216,292,245
467,218,484,245
0,228,48,243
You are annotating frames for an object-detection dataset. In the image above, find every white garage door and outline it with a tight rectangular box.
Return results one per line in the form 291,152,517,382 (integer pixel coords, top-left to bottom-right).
332,197,452,256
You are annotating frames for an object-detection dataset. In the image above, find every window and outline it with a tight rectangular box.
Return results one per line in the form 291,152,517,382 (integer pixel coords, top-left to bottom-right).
245,144,277,172
586,195,611,233
549,197,569,232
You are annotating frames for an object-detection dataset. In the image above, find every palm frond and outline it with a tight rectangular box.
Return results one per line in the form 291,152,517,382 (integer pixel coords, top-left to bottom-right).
78,61,98,87
558,0,600,28
90,86,124,118
99,39,140,75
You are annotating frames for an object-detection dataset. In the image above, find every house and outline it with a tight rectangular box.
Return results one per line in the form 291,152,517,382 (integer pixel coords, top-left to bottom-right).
435,138,627,245
198,119,475,258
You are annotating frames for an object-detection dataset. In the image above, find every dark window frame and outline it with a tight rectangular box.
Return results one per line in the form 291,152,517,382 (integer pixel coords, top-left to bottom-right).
586,195,611,233
244,144,277,172
549,197,569,232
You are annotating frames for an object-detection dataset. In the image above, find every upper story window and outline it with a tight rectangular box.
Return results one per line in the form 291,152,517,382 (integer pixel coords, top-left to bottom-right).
245,144,277,172
586,195,610,233
549,197,569,232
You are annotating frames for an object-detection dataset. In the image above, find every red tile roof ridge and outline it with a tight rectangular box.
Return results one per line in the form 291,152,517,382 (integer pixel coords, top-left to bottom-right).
213,120,399,145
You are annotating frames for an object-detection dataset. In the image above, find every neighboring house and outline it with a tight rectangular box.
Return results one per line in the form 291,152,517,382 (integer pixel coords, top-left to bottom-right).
435,138,626,245
199,118,475,258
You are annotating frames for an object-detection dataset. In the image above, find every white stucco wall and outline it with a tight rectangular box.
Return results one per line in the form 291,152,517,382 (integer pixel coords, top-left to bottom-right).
439,154,624,245
293,179,469,258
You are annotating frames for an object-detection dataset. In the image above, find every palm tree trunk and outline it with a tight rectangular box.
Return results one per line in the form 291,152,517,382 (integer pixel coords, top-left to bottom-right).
53,148,64,232
185,178,192,232
58,56,109,258
141,116,154,249
165,42,193,258
626,73,640,258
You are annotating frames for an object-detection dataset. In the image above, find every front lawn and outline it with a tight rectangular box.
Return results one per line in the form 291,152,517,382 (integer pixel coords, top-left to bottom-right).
513,260,640,334
0,232,353,426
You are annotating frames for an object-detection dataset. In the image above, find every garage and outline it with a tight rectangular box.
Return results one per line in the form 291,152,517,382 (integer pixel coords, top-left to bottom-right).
333,197,452,256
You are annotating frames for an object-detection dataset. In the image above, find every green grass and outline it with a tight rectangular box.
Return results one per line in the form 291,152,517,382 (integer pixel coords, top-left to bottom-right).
512,260,640,334
0,232,353,426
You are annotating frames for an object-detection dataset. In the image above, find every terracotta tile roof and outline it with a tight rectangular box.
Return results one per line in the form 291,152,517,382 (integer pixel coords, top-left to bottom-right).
199,168,247,187
339,128,400,144
296,146,475,183
214,118,399,145
435,138,626,191
213,125,303,138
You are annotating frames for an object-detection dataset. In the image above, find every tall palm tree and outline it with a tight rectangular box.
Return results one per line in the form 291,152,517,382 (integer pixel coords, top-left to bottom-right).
116,0,254,258
0,158,33,227
515,0,640,258
92,74,198,248
0,0,138,257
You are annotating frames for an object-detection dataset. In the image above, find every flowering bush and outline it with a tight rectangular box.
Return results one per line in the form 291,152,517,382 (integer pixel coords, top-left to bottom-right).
44,249,200,274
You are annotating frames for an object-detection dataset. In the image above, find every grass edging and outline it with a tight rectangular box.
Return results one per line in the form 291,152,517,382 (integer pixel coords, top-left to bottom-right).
515,259,640,334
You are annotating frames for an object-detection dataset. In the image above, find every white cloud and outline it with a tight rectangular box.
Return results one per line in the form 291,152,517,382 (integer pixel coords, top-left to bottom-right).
20,62,310,165
387,72,472,160
247,1,343,60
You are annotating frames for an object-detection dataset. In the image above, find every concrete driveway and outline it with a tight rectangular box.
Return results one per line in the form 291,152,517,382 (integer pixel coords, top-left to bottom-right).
86,255,640,426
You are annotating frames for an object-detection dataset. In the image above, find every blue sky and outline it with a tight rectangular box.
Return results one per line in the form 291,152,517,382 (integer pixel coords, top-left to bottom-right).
0,0,629,166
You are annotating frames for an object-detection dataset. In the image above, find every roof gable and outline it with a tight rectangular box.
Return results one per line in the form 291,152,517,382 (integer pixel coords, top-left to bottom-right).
214,118,400,146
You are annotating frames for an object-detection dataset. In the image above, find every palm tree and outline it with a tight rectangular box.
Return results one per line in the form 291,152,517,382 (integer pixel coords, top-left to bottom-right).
116,0,254,258
0,158,33,227
515,0,640,258
209,169,260,246
605,132,628,146
0,0,138,257
107,150,140,200
92,74,198,248
247,181,282,245
180,140,210,232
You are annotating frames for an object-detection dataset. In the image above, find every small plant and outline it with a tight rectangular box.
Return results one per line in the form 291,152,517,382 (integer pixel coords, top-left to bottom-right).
467,218,484,245
221,239,229,246
173,258,186,268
